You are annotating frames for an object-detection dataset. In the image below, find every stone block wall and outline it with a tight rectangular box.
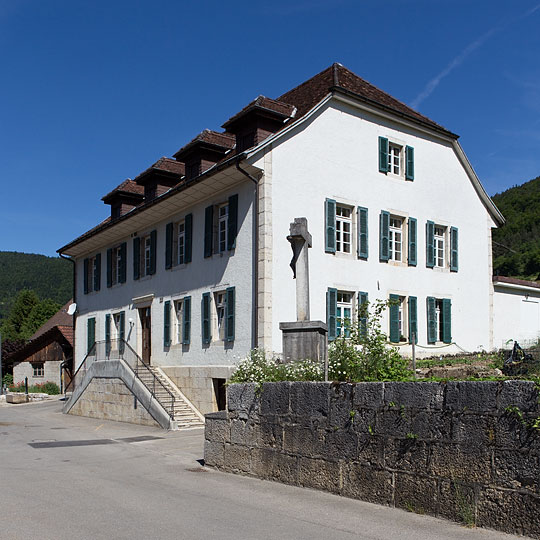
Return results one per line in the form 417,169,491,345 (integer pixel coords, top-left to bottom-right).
205,381,540,538
69,377,159,427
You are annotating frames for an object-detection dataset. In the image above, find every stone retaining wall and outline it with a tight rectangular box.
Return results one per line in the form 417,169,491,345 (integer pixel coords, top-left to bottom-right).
204,381,540,538
69,377,159,427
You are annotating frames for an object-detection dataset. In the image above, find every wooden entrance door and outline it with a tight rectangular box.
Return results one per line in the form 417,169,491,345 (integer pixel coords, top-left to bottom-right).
139,307,151,365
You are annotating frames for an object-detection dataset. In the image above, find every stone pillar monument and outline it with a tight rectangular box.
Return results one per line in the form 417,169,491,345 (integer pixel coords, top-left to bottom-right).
279,218,328,365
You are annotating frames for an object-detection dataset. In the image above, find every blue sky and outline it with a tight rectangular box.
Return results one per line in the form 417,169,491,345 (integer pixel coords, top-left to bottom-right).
1,0,540,257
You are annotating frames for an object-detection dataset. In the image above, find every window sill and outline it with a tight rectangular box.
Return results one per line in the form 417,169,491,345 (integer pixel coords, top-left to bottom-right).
388,260,407,268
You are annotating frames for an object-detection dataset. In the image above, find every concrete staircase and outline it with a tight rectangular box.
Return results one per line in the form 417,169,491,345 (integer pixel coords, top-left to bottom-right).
137,366,204,430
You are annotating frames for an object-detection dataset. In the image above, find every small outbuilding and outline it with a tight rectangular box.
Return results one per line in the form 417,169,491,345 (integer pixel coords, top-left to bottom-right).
10,301,74,390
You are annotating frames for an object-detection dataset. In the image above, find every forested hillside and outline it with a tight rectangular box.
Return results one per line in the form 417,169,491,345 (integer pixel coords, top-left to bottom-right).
492,176,540,280
0,252,72,321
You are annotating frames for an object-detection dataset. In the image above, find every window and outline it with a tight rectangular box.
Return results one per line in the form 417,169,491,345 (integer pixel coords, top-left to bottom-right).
336,205,352,254
83,254,101,293
143,235,152,276
174,300,183,344
434,226,445,268
378,137,414,180
204,195,238,258
427,297,452,344
388,143,401,175
389,217,403,262
176,221,186,265
389,294,407,343
218,204,229,253
215,291,227,340
107,243,126,286
32,363,44,378
202,288,235,343
337,291,353,337
166,215,192,269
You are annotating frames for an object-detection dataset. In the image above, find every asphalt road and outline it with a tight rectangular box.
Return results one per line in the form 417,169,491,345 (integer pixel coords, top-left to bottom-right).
0,399,523,540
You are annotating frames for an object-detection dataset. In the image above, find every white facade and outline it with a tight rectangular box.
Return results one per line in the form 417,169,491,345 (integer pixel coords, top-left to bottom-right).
493,280,540,348
61,66,505,412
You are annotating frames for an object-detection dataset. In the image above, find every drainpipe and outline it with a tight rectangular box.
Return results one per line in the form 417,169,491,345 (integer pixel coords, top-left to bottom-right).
235,158,259,349
59,252,76,384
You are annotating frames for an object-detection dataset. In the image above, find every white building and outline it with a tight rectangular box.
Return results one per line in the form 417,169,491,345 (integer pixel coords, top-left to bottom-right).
59,64,505,415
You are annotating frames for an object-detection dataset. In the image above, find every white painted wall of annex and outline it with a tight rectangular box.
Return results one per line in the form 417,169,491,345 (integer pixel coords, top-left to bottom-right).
74,179,255,371
252,99,498,356
493,286,540,348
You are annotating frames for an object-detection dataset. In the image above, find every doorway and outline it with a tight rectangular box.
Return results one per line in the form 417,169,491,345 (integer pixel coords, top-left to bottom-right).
139,307,152,365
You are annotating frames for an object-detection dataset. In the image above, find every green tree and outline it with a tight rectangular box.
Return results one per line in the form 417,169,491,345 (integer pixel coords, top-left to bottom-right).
20,298,61,339
0,290,40,341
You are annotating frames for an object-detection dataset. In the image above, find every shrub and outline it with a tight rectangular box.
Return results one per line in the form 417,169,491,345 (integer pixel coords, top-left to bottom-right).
2,373,13,387
35,381,60,395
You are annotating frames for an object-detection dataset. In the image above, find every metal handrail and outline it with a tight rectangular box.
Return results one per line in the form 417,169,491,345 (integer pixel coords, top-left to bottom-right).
64,339,176,420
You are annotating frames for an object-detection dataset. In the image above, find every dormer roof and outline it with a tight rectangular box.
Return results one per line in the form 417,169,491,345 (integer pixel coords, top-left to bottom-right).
101,179,144,204
222,96,296,130
173,130,235,160
134,157,185,185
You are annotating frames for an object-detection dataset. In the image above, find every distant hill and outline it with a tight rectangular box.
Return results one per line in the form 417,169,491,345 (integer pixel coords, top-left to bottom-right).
0,252,72,321
492,176,540,280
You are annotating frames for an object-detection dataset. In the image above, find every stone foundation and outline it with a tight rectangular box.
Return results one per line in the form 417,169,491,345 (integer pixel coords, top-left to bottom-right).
205,381,540,538
69,377,159,427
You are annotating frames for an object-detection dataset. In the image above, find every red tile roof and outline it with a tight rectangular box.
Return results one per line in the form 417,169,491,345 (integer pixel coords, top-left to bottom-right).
134,157,185,184
493,276,540,289
30,300,74,341
57,325,74,347
173,130,235,159
222,95,296,129
277,63,455,137
102,179,144,202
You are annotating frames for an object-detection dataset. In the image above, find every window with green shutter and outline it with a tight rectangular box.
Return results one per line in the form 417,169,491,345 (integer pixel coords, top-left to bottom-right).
93,254,101,291
426,221,435,268
357,206,368,259
165,222,173,270
408,218,417,266
450,227,458,272
185,213,193,263
326,288,337,341
182,296,191,345
87,317,96,354
105,314,111,353
204,206,214,258
106,248,113,287
118,311,125,353
83,258,89,294
379,136,389,173
379,211,390,262
405,145,414,180
325,199,336,253
408,296,418,343
149,230,157,275
442,299,452,343
426,297,436,344
358,291,368,337
226,287,235,342
227,194,238,251
164,301,171,347
119,243,127,283
389,294,400,343
202,292,211,344
133,237,140,280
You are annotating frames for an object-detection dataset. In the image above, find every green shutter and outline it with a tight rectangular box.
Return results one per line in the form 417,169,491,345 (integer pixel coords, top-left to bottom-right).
106,248,113,287
182,296,191,345
326,288,337,341
325,199,336,253
204,206,214,258
357,206,368,259
358,291,368,338
83,258,89,294
119,311,125,353
164,301,171,347
379,136,389,173
226,287,235,342
427,297,436,344
389,294,400,343
405,145,414,180
227,194,238,250
149,230,157,275
450,227,458,272
105,313,111,354
94,254,101,291
133,237,140,280
408,218,417,266
165,222,173,269
185,213,193,264
202,292,211,344
119,242,127,283
87,317,95,354
442,299,452,344
426,221,435,268
379,211,390,262
408,296,418,344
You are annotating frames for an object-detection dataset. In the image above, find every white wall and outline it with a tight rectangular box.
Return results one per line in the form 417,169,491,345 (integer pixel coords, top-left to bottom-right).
74,180,255,370
253,99,497,355
493,285,540,348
